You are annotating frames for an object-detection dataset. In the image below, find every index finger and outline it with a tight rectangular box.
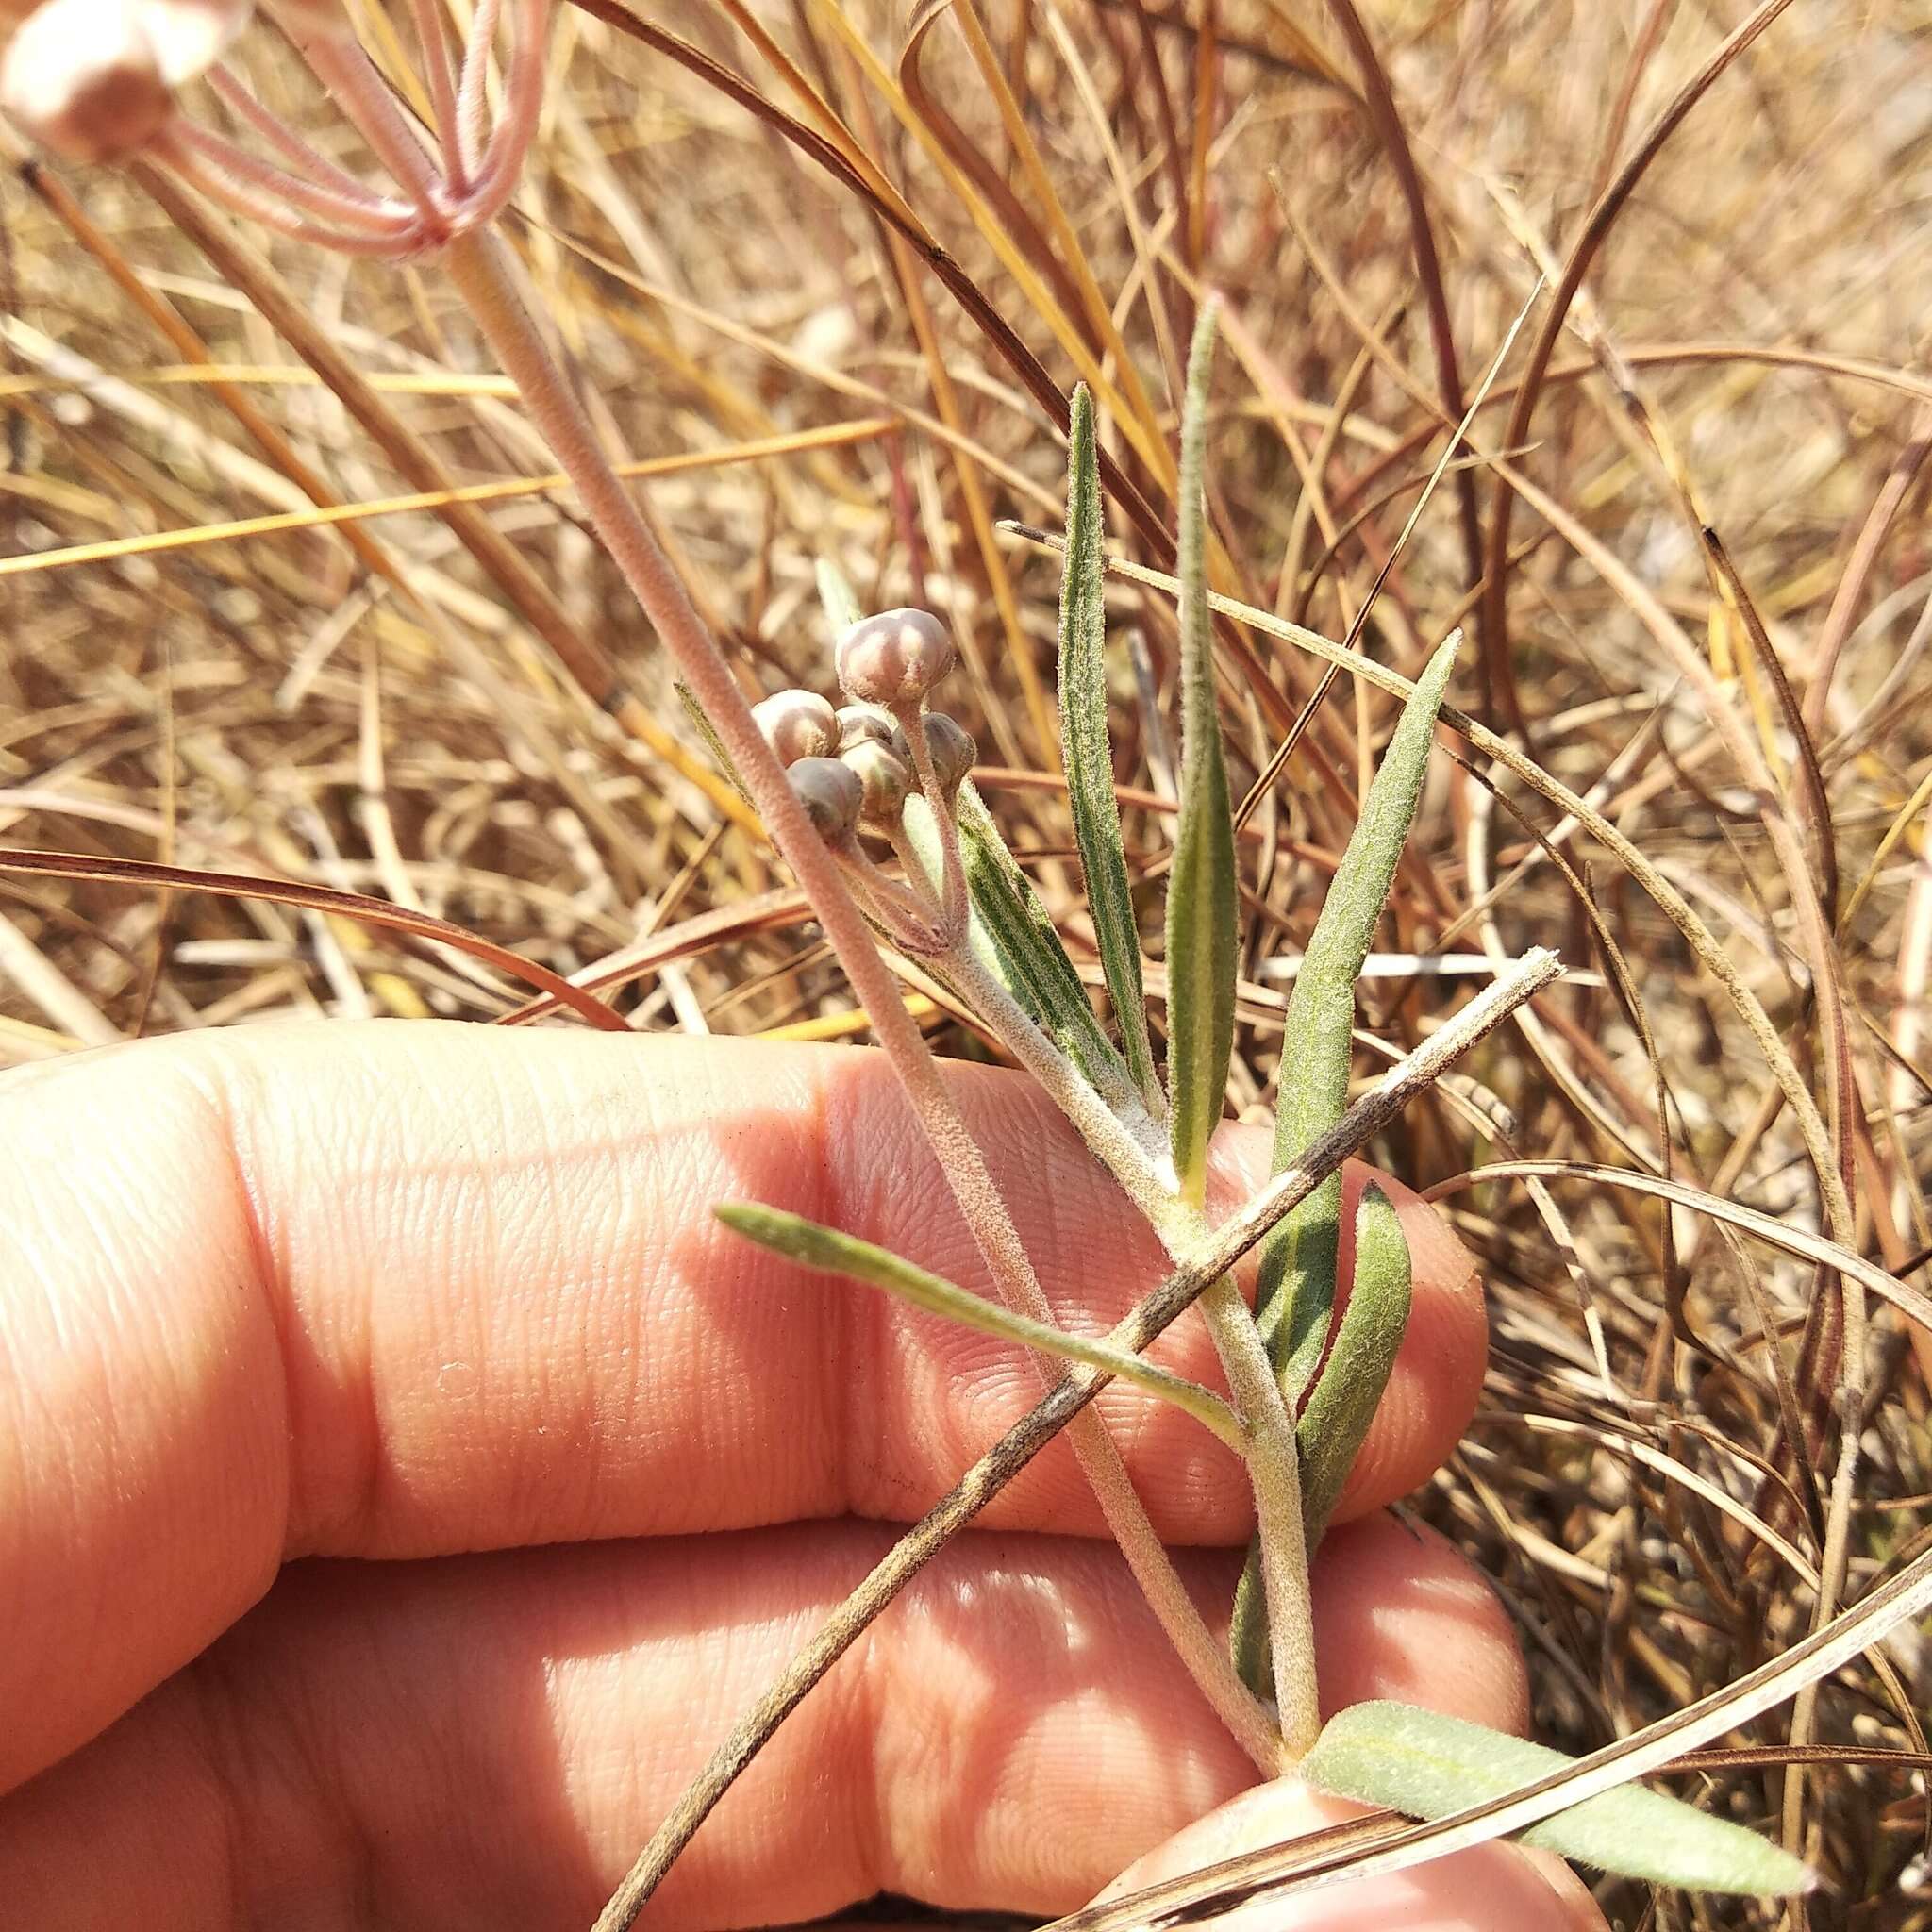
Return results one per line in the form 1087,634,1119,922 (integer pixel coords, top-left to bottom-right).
0,1021,1487,1793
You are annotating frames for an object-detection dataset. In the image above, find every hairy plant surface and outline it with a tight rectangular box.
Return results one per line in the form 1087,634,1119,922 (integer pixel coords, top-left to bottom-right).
0,2,1928,1925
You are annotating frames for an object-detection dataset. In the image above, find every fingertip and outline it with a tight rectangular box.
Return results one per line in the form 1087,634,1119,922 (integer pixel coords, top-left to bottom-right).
1097,1780,1609,1932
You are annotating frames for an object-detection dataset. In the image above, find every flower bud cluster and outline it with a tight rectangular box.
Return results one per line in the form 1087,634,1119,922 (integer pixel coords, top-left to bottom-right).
751,606,977,846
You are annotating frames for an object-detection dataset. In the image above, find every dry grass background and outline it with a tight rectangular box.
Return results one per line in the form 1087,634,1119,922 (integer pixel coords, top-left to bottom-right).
1,1,1930,1925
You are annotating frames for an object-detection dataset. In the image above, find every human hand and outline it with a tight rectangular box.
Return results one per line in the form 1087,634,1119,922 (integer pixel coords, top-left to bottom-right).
0,1022,1605,1929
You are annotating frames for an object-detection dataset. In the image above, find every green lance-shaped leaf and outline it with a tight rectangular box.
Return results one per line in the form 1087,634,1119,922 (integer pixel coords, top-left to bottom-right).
1230,1186,1414,1693
1058,384,1162,1115
715,1202,1241,1448
1302,1702,1813,1898
902,785,1137,1110
815,557,864,637
674,680,752,808
1165,301,1239,1207
1295,1184,1412,1540
1255,629,1461,1394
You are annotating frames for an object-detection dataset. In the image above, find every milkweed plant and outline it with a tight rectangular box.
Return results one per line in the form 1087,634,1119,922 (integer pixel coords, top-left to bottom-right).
0,0,1811,1922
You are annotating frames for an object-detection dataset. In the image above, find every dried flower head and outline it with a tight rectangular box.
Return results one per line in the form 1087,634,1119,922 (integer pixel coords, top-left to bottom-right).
752,689,838,767
0,0,249,160
919,713,977,795
787,756,863,841
842,739,912,826
835,608,956,709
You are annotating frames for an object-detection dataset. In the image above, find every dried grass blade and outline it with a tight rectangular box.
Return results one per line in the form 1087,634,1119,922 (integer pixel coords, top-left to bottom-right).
0,847,627,1032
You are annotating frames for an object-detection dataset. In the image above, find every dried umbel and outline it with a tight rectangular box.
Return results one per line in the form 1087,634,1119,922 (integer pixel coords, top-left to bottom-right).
0,0,248,161
786,756,863,842
842,738,912,826
917,713,976,796
752,689,838,767
834,608,956,709
1,0,542,255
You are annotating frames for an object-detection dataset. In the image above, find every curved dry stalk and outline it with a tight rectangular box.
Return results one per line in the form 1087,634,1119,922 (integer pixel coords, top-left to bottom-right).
1477,0,1799,686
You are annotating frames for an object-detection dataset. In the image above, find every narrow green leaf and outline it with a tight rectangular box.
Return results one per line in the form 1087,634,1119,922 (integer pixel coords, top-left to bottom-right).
1255,631,1460,1394
815,557,863,637
1297,1185,1412,1541
715,1202,1241,1447
675,680,752,807
905,784,1141,1115
1058,384,1161,1114
1164,302,1239,1206
1303,1702,1812,1898
1231,1186,1416,1692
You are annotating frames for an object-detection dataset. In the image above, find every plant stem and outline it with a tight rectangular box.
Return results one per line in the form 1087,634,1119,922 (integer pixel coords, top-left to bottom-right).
944,934,1319,1751
1194,1272,1317,1748
895,707,971,944
830,836,946,954
944,941,1180,1218
462,0,554,225
292,22,444,215
434,219,1272,1767
408,0,463,184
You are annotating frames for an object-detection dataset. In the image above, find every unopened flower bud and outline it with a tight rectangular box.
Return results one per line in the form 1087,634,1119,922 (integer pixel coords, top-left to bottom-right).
787,756,862,841
842,738,912,825
752,688,837,767
836,704,904,756
2,0,172,162
835,608,956,708
919,712,977,795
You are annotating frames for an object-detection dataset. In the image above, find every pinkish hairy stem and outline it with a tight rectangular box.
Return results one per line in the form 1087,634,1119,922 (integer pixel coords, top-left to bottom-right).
459,0,551,225
831,838,948,955
148,125,424,257
456,0,506,179
288,18,443,216
209,64,386,204
408,0,465,187
167,119,418,233
895,707,972,945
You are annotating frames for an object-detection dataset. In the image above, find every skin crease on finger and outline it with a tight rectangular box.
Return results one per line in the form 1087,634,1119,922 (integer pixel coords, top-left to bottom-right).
0,1021,1488,1796
0,1022,1590,1930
